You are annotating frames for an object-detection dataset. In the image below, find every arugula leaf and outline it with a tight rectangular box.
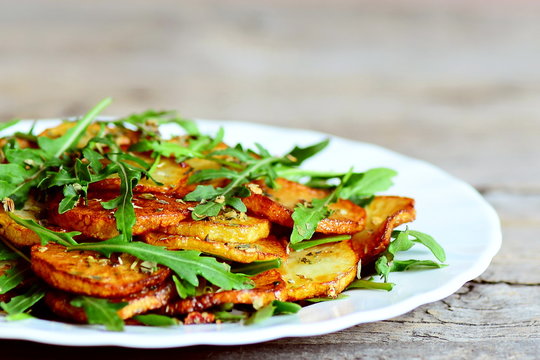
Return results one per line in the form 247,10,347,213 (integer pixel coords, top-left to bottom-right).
408,230,446,262
70,296,126,331
230,259,281,276
0,119,20,133
100,159,141,242
305,294,349,303
0,284,45,315
133,314,179,327
68,238,253,290
0,264,29,295
7,213,80,246
214,311,246,322
4,313,35,321
346,279,394,291
282,139,330,166
245,300,301,325
375,228,446,282
290,235,351,251
290,197,332,244
0,240,21,261
339,168,397,201
7,213,78,246
390,259,446,272
37,97,112,158
172,275,197,299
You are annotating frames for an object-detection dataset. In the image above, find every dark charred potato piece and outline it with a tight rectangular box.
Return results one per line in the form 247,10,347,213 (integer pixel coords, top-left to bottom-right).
351,196,416,266
159,215,270,244
279,239,358,301
142,233,287,263
162,269,286,315
45,281,175,322
31,242,171,298
242,178,366,234
49,192,192,240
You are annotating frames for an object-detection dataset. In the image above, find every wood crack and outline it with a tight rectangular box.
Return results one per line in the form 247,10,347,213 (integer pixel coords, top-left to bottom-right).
472,279,540,287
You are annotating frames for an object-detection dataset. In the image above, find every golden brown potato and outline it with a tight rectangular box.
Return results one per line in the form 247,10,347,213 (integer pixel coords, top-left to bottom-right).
162,269,286,315
142,233,287,263
89,152,227,198
159,214,270,244
49,192,192,240
38,122,140,149
242,178,365,234
0,198,43,247
278,239,358,301
45,281,175,323
350,196,416,266
31,242,171,298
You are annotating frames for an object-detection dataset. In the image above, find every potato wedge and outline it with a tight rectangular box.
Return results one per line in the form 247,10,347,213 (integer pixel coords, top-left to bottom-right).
45,281,175,323
162,269,286,314
350,196,416,266
49,192,192,240
0,198,43,247
159,214,270,244
242,178,365,234
31,242,171,298
279,239,358,301
142,233,287,263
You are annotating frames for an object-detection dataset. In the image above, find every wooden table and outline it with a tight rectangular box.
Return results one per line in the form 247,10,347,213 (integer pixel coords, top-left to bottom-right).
1,0,538,358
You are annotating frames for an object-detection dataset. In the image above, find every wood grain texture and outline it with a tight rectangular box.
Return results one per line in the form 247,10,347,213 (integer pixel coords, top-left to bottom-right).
0,0,538,358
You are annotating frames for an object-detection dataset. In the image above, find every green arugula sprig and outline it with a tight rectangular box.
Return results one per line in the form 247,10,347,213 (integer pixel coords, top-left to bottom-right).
0,264,30,295
184,140,330,221
375,228,447,282
244,300,301,325
70,296,126,331
0,284,45,318
289,168,396,245
0,98,112,207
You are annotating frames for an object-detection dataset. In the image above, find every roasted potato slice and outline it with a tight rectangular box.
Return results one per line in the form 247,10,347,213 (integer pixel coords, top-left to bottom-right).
159,214,270,244
45,281,175,323
142,233,286,263
0,198,43,247
38,122,140,149
90,152,226,197
31,242,171,298
351,196,415,266
242,178,366,234
279,239,358,301
49,192,192,240
162,269,286,315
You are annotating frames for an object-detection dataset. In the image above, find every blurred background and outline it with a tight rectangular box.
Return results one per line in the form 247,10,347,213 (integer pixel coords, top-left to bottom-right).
1,0,538,189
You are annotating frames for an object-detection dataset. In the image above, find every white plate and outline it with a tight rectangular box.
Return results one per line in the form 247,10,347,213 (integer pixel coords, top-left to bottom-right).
0,119,501,348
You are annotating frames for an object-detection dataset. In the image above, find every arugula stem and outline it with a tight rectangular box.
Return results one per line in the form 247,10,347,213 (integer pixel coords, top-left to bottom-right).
7,166,46,199
220,156,280,198
0,236,31,263
276,168,346,179
53,97,112,158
